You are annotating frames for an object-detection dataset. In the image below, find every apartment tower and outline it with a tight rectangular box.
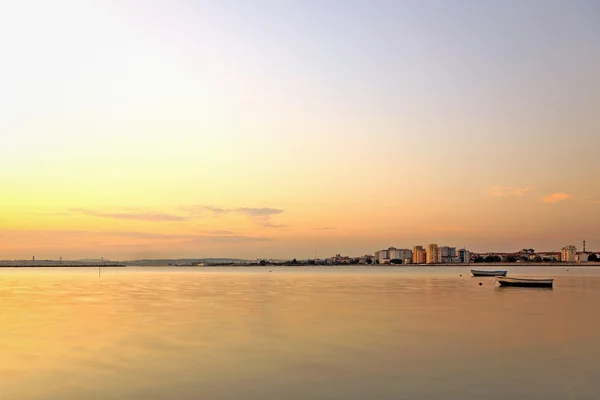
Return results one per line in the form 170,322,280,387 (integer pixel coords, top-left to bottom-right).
426,244,439,264
413,246,426,264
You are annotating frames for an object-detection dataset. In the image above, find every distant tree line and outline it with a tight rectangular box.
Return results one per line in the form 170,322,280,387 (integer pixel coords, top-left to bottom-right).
472,254,600,263
473,255,502,263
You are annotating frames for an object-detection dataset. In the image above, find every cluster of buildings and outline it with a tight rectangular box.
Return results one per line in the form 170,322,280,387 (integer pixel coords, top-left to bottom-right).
294,240,600,267
475,242,597,263
374,245,471,264
369,241,597,265
560,243,592,263
265,241,598,266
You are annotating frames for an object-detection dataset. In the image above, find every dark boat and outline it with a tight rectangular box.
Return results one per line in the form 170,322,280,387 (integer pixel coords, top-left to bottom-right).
497,276,553,288
471,270,507,277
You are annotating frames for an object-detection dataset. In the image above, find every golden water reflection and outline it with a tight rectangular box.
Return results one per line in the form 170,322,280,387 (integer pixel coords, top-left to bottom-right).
1,267,600,399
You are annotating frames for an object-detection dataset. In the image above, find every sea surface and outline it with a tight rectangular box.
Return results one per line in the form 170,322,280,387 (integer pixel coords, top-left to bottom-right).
1,266,600,399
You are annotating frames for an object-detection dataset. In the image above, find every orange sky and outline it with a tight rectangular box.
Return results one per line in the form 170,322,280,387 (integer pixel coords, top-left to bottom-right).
1,1,599,259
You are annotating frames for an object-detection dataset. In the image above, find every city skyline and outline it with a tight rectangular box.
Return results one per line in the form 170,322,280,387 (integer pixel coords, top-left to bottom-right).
4,240,596,263
1,1,599,259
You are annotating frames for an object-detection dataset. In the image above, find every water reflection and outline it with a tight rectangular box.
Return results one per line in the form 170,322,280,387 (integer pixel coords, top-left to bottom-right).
1,267,600,399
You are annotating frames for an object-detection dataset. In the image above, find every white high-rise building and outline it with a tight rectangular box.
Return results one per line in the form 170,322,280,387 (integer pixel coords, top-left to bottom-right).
376,247,412,263
389,248,412,260
375,249,390,263
561,245,577,262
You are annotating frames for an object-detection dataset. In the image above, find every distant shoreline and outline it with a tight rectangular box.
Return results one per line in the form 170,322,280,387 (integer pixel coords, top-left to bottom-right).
0,264,126,268
2,263,600,268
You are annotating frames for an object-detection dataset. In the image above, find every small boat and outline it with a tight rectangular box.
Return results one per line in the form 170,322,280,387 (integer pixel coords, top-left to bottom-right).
497,276,553,288
471,270,507,277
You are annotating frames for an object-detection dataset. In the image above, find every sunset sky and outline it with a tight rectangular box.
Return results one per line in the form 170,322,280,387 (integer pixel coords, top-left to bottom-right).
1,0,599,260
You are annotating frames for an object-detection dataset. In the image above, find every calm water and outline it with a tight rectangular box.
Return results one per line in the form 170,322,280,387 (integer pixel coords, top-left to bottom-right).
1,266,600,399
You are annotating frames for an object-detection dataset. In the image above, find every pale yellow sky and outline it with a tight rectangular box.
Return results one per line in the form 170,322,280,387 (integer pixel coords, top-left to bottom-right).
1,1,599,259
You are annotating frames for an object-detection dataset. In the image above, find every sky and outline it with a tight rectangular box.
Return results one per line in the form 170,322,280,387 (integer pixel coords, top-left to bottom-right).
1,0,599,260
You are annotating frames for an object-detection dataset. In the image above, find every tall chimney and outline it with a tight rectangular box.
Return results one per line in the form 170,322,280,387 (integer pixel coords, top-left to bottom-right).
583,240,586,253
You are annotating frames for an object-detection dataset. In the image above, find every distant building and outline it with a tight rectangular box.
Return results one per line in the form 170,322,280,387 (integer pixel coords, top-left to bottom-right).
457,248,470,264
389,248,412,261
413,246,426,264
538,252,560,261
375,247,412,264
328,254,355,264
427,244,439,264
437,246,457,263
575,253,589,263
375,249,390,263
561,245,577,262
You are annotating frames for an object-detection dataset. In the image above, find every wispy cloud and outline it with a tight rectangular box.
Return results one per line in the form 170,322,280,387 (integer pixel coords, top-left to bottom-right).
313,227,335,231
231,207,285,227
190,206,285,227
0,229,273,244
185,235,273,243
101,231,190,240
201,230,236,235
100,231,273,243
490,185,531,197
236,207,283,217
196,206,283,217
59,205,285,227
201,206,229,215
541,193,571,204
71,209,189,222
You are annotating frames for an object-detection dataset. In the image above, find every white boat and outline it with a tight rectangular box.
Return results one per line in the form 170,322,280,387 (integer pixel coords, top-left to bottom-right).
497,276,553,288
471,270,507,277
